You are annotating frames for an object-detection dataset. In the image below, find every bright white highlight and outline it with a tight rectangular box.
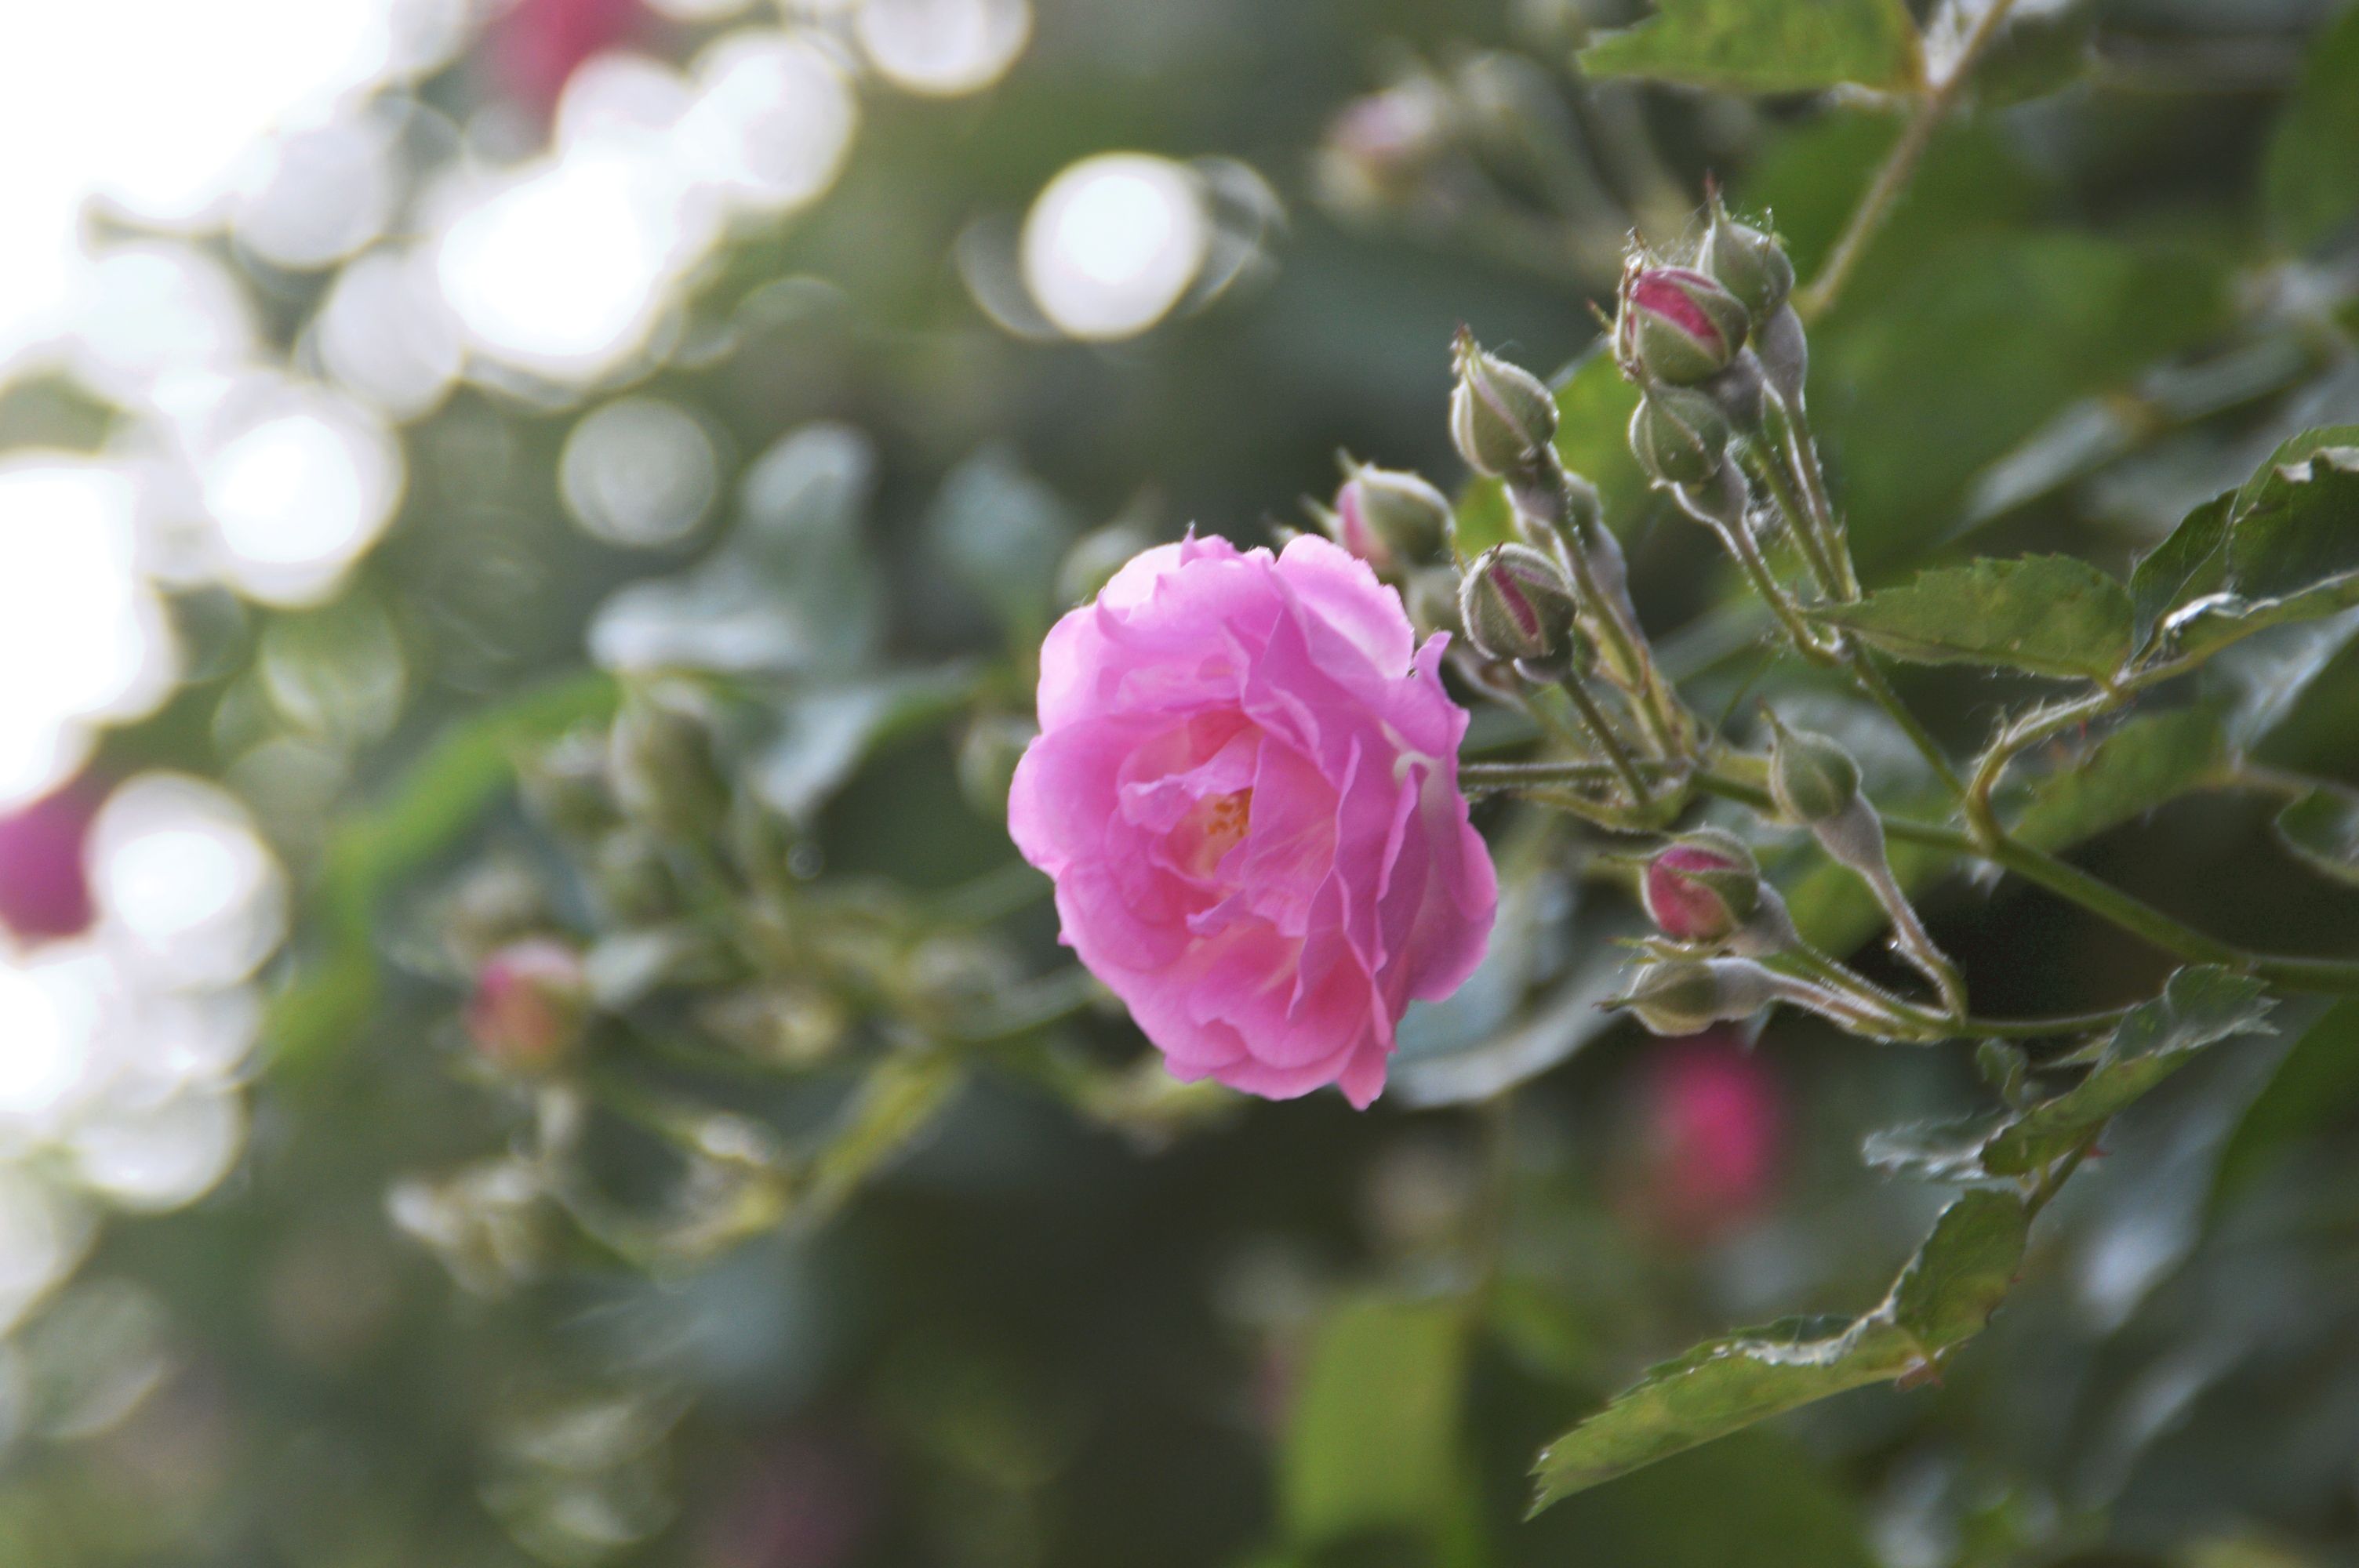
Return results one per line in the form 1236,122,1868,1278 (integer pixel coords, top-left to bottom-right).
1020,154,1209,341
0,462,176,808
198,387,405,605
674,32,856,212
314,247,466,419
855,0,1030,96
91,775,287,989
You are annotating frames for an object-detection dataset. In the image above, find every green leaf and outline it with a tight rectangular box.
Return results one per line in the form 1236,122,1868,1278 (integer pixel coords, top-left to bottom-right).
1815,555,2132,680
2009,709,2226,853
2263,2,2359,252
1578,0,1922,94
1980,967,2275,1175
925,444,1081,640
2211,1000,2359,1210
264,673,620,1076
1814,235,2231,563
1528,1191,2026,1511
2129,430,2359,664
1284,1294,1470,1545
1861,1112,2016,1183
2275,786,2359,886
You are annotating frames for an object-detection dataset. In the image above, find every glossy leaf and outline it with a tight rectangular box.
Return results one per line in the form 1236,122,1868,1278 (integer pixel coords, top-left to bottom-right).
1578,0,1922,94
1979,968,2274,1175
1285,1294,1470,1544
2128,431,2359,664
1815,555,2132,680
2276,786,2359,886
2263,2,2359,252
1529,1191,2027,1510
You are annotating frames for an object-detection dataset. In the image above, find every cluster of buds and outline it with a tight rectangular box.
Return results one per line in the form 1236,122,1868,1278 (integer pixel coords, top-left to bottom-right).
1615,194,1801,492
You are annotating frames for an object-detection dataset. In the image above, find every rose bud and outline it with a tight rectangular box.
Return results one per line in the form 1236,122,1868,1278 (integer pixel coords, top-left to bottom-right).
1448,330,1559,478
1325,460,1452,574
0,782,100,946
1628,385,1732,487
1701,194,1795,323
1314,76,1456,215
1618,956,1778,1036
1633,1030,1787,1243
466,938,591,1073
1765,715,1863,827
1641,829,1801,957
1618,266,1749,387
1458,543,1579,670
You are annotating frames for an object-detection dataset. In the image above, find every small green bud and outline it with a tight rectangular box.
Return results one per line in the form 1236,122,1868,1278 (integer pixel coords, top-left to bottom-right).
1701,194,1795,322
1617,265,1750,386
1329,459,1452,572
1619,956,1777,1036
1629,386,1732,486
1457,543,1578,666
1449,330,1558,477
1766,714,1863,826
609,684,729,840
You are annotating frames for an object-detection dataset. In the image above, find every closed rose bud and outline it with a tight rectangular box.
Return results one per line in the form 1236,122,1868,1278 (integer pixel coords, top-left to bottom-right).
0,782,100,946
1619,956,1777,1036
1458,544,1578,667
1618,266,1749,387
1449,331,1558,477
467,938,590,1073
1766,715,1863,826
1642,829,1761,943
1629,386,1732,486
1329,461,1452,573
1315,77,1456,214
1701,194,1795,323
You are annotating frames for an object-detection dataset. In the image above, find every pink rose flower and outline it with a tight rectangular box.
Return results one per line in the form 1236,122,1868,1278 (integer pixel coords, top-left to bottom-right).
1009,532,1496,1108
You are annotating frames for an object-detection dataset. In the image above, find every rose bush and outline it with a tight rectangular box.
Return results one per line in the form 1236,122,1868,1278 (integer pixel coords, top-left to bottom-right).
1009,532,1496,1107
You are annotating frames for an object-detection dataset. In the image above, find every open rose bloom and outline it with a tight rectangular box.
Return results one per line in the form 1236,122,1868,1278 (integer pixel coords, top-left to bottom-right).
1009,532,1496,1107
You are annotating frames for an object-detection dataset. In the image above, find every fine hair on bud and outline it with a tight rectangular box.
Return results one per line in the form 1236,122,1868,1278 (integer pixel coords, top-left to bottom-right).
1630,385,1732,487
1765,714,1863,826
1621,956,1777,1036
1617,265,1750,387
1701,192,1795,323
1458,543,1578,666
1449,330,1558,477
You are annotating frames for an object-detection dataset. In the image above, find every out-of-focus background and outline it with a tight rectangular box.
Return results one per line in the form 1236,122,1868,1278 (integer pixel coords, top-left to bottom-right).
2,0,2358,1563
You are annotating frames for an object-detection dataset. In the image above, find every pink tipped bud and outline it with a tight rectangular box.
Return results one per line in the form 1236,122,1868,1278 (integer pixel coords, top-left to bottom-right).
467,938,591,1073
1617,266,1750,387
1457,543,1578,668
1641,830,1761,943
1327,461,1452,574
0,783,100,946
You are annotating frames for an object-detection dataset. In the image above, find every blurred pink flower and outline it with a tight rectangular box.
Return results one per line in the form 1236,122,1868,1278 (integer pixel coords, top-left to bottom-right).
1634,1031,1786,1242
465,938,590,1072
0,781,101,945
491,0,647,118
1009,532,1495,1108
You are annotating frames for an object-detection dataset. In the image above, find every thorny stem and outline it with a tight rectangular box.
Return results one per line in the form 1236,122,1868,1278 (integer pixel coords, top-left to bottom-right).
1795,0,2024,321
1775,943,2132,1043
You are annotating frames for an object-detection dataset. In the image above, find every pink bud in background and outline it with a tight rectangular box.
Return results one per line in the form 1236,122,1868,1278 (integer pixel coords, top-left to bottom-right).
491,0,647,118
1632,1030,1785,1243
466,938,591,1073
699,1428,878,1568
0,782,101,946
